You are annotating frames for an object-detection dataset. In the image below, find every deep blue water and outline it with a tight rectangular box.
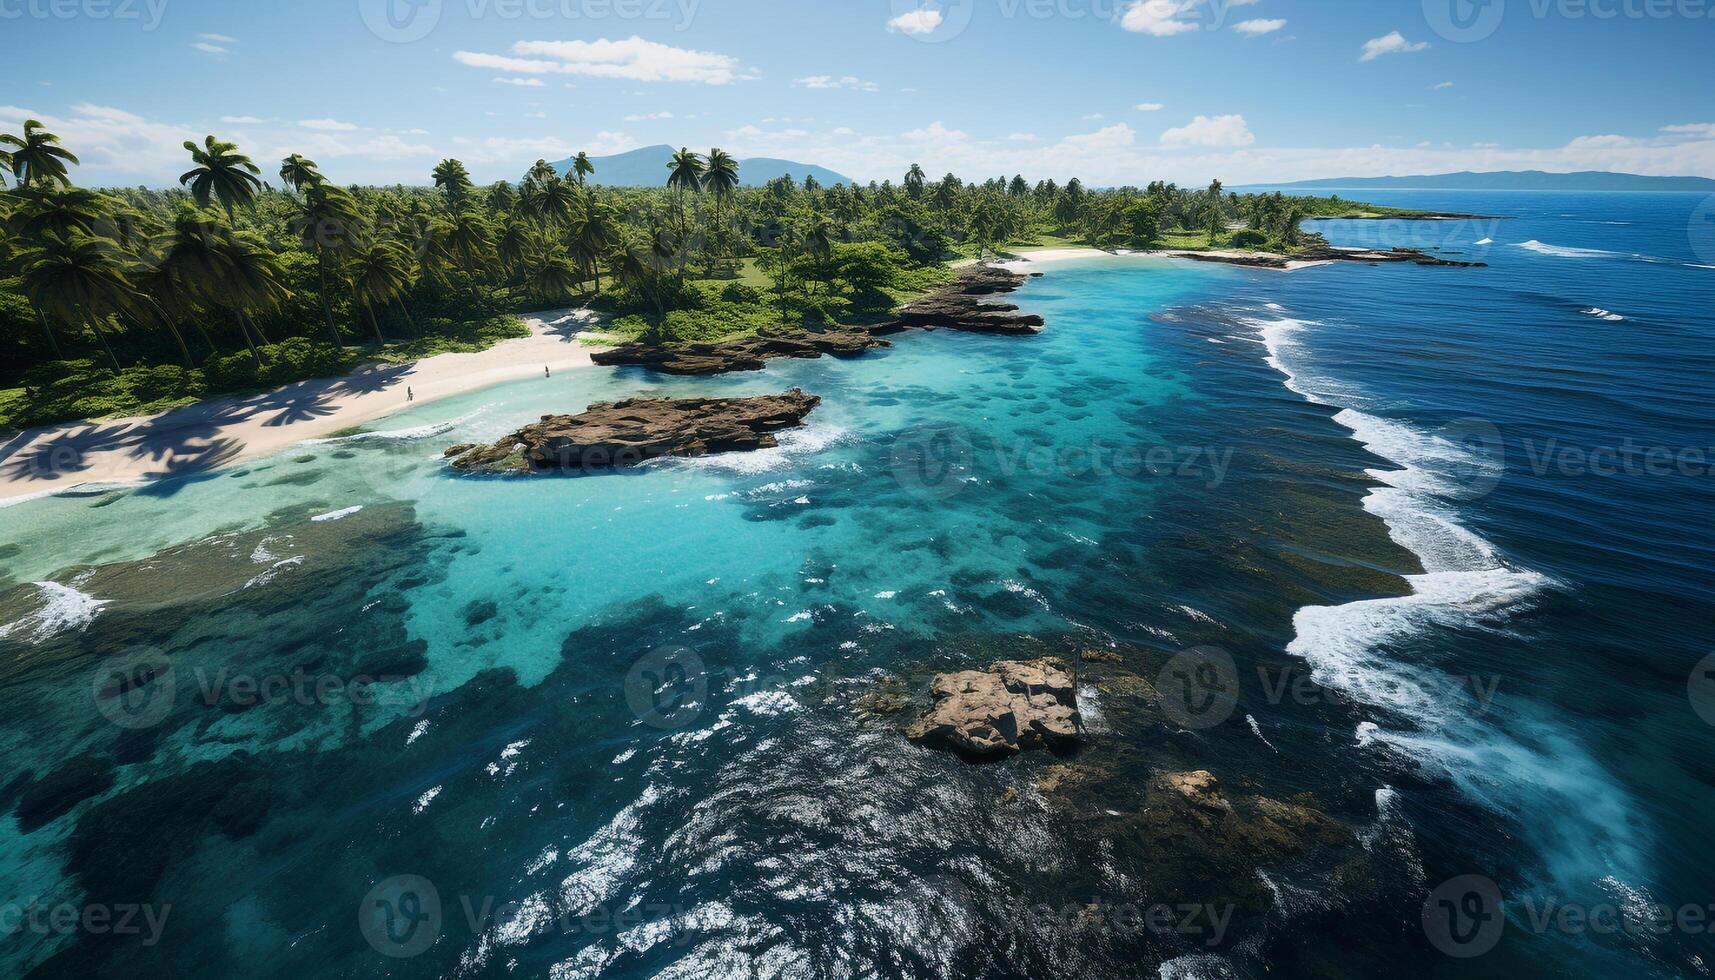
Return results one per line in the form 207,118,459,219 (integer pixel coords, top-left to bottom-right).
1,191,1711,978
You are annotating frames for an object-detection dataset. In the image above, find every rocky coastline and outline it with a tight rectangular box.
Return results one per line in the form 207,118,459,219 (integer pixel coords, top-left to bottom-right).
876,265,1047,336
444,389,820,474
1162,245,1486,268
590,325,890,376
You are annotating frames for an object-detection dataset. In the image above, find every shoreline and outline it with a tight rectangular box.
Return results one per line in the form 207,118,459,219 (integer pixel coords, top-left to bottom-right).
0,310,610,504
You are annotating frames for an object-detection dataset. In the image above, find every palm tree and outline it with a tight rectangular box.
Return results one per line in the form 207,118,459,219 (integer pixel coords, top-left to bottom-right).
346,241,413,343
447,208,496,305
904,164,926,200
571,200,616,295
571,152,595,186
292,183,364,344
524,173,575,228
216,233,291,350
496,220,531,283
701,148,739,198
179,135,263,218
2,121,80,188
0,148,11,189
666,147,705,195
524,246,580,306
279,154,323,193
432,159,473,205
5,187,108,240
17,232,133,371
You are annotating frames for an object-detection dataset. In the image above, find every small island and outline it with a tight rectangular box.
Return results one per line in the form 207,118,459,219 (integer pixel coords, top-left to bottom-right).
443,389,821,474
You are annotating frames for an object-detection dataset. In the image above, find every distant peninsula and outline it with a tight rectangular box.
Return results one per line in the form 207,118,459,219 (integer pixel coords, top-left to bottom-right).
1249,170,1715,192
550,144,854,188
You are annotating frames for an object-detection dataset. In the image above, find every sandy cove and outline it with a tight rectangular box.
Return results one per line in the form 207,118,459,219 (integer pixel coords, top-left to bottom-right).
0,310,610,504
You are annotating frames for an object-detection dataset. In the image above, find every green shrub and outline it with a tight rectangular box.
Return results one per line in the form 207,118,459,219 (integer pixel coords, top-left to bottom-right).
1229,228,1269,249
719,281,763,304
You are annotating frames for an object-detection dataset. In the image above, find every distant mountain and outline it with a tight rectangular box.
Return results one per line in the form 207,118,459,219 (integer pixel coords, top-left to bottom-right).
1252,170,1715,192
548,145,855,188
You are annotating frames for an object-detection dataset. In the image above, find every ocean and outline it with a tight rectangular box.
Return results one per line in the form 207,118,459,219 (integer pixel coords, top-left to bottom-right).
1,190,1711,979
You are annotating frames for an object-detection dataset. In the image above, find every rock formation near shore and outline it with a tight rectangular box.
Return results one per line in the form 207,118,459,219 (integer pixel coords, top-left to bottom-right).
907,659,1080,757
878,265,1047,336
444,389,820,474
591,326,889,376
1165,245,1485,269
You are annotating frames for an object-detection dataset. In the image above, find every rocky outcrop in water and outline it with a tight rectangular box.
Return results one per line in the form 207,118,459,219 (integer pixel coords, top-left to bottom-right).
444,390,821,474
1165,246,1485,269
878,265,1047,336
591,326,889,376
907,659,1080,757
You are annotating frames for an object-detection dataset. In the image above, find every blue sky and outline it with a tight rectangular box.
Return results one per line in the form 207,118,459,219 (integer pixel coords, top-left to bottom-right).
3,0,1712,186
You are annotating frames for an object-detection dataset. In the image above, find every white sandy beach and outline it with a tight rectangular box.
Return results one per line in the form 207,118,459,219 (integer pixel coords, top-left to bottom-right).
0,310,610,504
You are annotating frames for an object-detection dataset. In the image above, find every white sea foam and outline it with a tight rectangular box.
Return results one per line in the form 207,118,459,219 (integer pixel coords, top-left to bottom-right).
311,505,363,522
0,581,109,643
1581,307,1626,321
301,410,483,446
1516,239,1617,258
1158,954,1239,979
1257,301,1652,899
673,423,850,475
1474,237,1494,245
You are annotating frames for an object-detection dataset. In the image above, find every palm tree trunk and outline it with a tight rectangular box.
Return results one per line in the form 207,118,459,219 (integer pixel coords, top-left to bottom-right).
141,296,194,368
37,310,63,359
231,311,265,370
315,251,342,345
393,298,415,330
364,301,386,344
84,316,122,373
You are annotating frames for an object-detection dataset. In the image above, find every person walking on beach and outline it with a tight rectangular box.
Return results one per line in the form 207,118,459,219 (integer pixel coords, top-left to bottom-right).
407,387,414,403
545,365,551,379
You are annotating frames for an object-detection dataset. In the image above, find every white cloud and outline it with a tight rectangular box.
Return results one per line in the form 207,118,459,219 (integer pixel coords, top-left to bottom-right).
1233,18,1285,35
1361,31,1429,61
901,121,968,142
832,126,856,136
1008,133,1041,142
887,7,944,35
494,76,545,87
1160,114,1255,147
1120,0,1203,36
220,115,264,125
1082,113,1105,121
624,111,675,121
1433,81,1455,90
1567,134,1638,149
453,36,751,85
1062,123,1137,149
300,118,361,132
1662,122,1715,138
794,75,881,92
198,33,239,43
191,42,229,56
1134,103,1165,112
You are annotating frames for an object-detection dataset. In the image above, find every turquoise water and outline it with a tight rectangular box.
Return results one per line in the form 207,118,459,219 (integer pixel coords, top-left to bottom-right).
3,195,1713,978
